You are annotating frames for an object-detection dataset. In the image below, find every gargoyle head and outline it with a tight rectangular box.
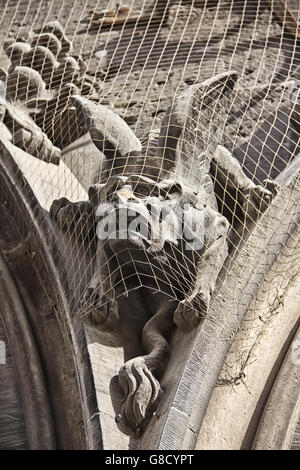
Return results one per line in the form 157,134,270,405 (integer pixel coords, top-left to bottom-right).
88,174,187,253
70,71,238,256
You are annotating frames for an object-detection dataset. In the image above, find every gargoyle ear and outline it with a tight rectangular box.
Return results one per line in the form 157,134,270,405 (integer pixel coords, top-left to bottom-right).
168,182,183,194
157,70,238,172
71,95,142,161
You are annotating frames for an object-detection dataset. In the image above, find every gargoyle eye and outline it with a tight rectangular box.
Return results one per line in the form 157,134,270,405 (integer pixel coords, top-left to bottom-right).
167,184,182,196
135,185,150,196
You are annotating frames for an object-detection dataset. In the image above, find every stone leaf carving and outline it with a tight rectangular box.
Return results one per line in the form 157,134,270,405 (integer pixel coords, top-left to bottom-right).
1,20,101,154
50,71,278,437
0,95,60,165
32,20,73,56
5,42,79,88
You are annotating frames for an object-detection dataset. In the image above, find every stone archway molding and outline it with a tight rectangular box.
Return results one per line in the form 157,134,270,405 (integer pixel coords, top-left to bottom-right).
0,138,102,449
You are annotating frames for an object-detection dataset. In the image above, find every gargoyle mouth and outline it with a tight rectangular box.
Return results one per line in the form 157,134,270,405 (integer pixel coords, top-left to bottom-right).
96,203,159,248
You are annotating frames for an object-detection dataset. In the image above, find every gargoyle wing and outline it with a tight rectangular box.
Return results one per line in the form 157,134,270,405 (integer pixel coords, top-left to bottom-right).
156,71,238,189
71,95,142,182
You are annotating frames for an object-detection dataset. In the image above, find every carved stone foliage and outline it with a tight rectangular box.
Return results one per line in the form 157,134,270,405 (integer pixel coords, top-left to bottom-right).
0,21,101,161
50,71,278,437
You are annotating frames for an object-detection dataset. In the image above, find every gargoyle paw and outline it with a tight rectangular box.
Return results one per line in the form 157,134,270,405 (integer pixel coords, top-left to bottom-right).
50,197,71,227
244,179,278,214
50,198,93,232
173,291,209,331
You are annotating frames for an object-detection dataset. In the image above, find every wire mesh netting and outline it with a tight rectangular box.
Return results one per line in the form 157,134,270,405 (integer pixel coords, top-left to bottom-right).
0,0,300,441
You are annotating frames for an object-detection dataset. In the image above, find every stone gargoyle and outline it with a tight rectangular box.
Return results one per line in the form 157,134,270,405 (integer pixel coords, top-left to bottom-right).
50,71,278,437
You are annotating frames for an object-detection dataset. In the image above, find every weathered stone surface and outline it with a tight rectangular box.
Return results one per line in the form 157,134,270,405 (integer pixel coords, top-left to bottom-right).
61,133,104,191
4,42,32,66
252,326,300,450
0,139,101,449
5,41,84,90
6,43,59,79
136,156,300,450
157,71,238,186
196,225,300,450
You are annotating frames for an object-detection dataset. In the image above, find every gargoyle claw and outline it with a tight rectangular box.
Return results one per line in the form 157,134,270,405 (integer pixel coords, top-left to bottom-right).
110,357,161,437
262,178,280,198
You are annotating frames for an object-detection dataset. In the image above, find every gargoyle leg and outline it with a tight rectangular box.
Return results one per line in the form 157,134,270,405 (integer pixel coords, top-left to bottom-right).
212,145,279,214
142,294,177,377
50,197,95,240
211,145,279,247
110,294,177,437
174,214,229,331
212,145,257,192
50,197,97,298
83,244,120,332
